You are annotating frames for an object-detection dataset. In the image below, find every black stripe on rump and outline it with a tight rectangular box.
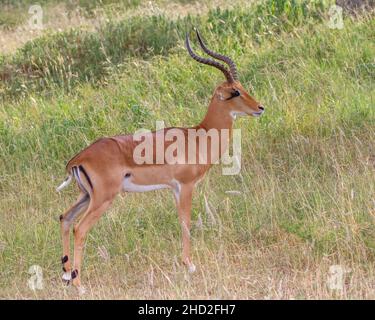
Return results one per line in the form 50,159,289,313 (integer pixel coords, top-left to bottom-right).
72,167,86,193
79,165,93,190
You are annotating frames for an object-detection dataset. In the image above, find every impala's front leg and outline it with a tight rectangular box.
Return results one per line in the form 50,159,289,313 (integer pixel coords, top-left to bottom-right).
175,183,196,273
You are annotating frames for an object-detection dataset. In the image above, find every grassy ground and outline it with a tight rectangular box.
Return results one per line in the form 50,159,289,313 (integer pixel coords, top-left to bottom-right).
0,0,374,299
0,0,250,54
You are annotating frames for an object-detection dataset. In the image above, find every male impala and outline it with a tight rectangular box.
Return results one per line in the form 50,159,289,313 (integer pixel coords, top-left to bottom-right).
57,30,264,293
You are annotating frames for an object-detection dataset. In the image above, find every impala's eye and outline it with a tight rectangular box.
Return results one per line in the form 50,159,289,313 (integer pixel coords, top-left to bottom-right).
226,89,241,100
232,90,240,97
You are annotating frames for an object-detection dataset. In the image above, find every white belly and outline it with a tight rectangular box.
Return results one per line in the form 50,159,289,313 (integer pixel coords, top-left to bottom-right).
122,176,169,193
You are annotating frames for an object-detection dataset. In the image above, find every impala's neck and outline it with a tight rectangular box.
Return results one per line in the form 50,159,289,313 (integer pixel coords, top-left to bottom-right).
198,99,234,132
195,98,234,163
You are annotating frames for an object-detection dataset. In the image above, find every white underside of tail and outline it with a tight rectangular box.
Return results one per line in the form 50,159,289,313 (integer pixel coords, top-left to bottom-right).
56,175,72,192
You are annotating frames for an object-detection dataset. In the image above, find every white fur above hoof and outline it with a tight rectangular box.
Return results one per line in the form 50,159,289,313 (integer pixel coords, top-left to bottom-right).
188,263,196,273
62,272,72,283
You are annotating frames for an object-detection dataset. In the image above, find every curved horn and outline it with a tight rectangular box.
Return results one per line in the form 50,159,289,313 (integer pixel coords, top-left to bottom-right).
186,32,234,83
195,29,238,81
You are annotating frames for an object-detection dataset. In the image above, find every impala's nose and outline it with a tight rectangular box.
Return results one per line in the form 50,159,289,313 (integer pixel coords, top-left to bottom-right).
252,105,265,117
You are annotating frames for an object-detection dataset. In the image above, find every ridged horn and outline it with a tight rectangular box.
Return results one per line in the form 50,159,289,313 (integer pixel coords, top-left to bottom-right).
195,29,238,81
185,32,234,83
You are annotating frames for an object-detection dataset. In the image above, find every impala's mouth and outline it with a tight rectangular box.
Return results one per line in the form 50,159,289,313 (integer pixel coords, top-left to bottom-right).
252,110,264,117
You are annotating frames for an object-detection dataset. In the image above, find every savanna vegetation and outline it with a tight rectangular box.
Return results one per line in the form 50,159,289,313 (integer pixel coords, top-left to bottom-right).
0,0,374,299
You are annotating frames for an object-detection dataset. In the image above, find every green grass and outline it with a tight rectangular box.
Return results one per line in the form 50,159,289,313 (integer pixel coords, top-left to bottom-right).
0,0,374,299
0,0,329,101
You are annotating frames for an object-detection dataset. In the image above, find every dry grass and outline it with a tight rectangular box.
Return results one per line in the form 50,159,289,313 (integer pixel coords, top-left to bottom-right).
4,247,375,299
1,130,374,299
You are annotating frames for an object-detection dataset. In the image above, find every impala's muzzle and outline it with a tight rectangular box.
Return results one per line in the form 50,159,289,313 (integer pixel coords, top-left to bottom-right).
252,105,265,117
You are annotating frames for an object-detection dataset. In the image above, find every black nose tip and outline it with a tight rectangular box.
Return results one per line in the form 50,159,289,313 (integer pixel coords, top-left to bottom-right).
259,105,265,111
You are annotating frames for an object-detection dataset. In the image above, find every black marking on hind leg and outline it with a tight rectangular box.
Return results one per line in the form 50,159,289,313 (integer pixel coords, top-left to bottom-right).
79,165,93,190
59,215,63,221
62,255,68,272
71,269,78,279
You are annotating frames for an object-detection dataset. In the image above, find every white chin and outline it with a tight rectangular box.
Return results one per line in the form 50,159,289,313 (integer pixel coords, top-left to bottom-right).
230,111,247,120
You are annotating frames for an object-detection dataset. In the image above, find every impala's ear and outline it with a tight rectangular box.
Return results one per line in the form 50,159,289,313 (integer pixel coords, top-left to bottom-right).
217,91,225,101
216,86,234,101
216,86,229,101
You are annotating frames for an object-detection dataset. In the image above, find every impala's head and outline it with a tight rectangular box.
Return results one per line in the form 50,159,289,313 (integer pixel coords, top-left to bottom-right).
186,30,265,118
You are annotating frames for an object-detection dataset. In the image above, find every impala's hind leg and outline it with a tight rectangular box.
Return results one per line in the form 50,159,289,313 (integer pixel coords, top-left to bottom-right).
71,198,113,293
59,192,90,282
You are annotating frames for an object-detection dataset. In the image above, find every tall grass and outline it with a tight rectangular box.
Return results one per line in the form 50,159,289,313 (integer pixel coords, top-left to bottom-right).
0,0,374,299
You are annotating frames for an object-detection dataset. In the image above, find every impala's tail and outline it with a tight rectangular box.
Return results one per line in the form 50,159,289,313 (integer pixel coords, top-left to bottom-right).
56,174,73,192
56,165,93,194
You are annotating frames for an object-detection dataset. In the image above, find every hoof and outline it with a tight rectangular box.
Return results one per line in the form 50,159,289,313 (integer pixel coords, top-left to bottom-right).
62,271,72,284
188,263,196,273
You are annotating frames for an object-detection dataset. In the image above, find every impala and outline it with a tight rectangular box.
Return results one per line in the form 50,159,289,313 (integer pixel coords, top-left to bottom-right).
57,30,265,294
